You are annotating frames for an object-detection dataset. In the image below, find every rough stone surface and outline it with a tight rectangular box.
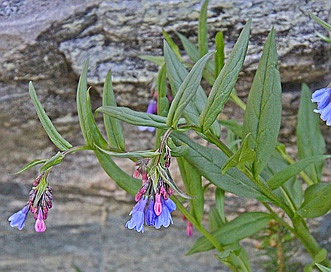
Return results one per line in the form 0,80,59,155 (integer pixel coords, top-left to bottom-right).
1,0,331,271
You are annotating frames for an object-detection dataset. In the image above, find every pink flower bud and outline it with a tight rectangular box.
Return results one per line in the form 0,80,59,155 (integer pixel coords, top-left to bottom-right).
154,194,162,216
186,221,194,237
35,208,46,232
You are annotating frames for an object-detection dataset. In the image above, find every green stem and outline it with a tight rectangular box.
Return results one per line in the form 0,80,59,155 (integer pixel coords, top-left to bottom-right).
230,92,246,110
292,216,330,267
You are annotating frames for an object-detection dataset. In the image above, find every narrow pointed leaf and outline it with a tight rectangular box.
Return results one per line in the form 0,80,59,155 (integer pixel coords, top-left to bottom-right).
298,183,331,218
162,30,181,60
215,31,225,76
76,60,108,149
242,28,282,176
164,40,220,136
102,70,125,150
138,55,165,66
198,0,209,57
40,152,65,173
297,84,326,183
221,133,255,174
267,155,331,190
172,133,265,200
315,263,331,272
14,159,47,174
97,106,183,129
199,19,251,132
310,13,331,31
29,82,72,151
187,212,271,254
166,48,214,128
77,61,140,195
96,145,159,159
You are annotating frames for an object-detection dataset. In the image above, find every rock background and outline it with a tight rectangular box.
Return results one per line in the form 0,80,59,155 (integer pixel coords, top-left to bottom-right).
1,0,331,271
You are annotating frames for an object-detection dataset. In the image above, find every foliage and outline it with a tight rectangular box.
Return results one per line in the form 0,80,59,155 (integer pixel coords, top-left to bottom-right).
11,1,331,271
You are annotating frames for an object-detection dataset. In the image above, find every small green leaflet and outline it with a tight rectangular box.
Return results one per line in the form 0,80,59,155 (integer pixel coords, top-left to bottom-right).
96,145,159,159
29,82,72,151
298,183,331,218
198,0,209,57
14,159,47,174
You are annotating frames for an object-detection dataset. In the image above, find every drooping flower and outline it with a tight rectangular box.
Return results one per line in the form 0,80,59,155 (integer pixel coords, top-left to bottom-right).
311,86,331,125
8,204,30,230
8,172,53,232
126,196,148,233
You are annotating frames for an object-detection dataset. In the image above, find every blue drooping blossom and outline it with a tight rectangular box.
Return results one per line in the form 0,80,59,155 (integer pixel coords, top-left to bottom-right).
8,173,53,232
126,196,148,233
8,204,30,230
154,198,176,229
311,87,331,126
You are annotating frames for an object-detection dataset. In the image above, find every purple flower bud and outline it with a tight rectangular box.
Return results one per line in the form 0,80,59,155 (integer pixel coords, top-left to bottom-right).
154,193,162,216
8,205,30,230
145,199,156,226
34,208,46,233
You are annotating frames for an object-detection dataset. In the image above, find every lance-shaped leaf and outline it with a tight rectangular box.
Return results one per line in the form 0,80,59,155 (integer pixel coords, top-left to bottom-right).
221,133,255,174
267,155,331,190
102,70,125,150
166,48,214,128
298,183,331,218
310,12,331,31
297,84,326,183
14,159,47,174
76,61,140,195
177,157,204,222
199,19,251,132
96,145,159,159
242,28,282,177
215,31,225,76
97,106,184,129
76,60,108,149
198,0,209,57
172,133,265,200
164,40,220,136
29,82,72,151
187,212,271,255
40,152,65,173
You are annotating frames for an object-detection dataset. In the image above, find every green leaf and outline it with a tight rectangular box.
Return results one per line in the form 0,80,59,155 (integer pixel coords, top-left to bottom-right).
297,84,326,183
14,159,47,174
76,60,108,149
316,263,331,272
97,106,183,129
187,212,271,254
29,82,72,151
199,19,251,132
221,133,255,174
164,39,220,136
215,188,226,224
33,174,48,207
242,28,282,176
298,183,331,218
177,157,204,222
96,145,159,159
176,32,200,62
315,31,331,44
138,55,165,66
267,155,331,190
310,13,331,32
172,133,265,200
40,152,65,173
102,70,125,150
76,60,140,195
198,0,209,57
209,206,224,232
166,47,214,128
162,30,181,60
215,31,225,76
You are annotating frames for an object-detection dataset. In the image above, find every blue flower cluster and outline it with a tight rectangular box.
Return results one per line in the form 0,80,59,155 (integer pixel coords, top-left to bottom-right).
312,87,331,126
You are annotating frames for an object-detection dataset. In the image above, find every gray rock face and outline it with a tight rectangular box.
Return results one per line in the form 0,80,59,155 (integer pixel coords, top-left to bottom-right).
1,1,331,270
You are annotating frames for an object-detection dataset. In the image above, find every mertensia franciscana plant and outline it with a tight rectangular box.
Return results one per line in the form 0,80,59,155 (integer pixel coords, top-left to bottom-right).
7,1,331,271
